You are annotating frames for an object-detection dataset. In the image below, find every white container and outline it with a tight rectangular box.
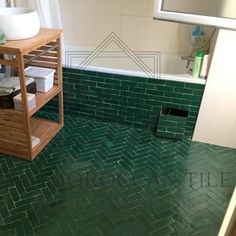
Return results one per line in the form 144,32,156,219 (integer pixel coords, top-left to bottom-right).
200,54,211,79
25,66,55,93
13,93,36,111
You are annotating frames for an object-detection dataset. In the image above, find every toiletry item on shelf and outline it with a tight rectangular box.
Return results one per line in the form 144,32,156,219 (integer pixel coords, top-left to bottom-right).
0,55,6,74
192,50,204,78
13,93,36,111
31,136,40,148
25,66,55,93
200,54,211,79
0,29,6,45
0,77,36,109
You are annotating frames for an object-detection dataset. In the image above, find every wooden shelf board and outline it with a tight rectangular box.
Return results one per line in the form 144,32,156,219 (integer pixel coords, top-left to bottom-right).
30,117,62,160
0,108,23,116
0,85,61,117
29,85,62,117
0,148,30,161
0,28,63,54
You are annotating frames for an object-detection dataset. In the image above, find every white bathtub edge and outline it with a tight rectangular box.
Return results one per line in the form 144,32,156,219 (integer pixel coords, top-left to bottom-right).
159,74,206,85
64,64,206,85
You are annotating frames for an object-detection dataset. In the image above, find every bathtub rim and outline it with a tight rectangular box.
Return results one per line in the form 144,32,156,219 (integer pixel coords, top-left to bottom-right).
64,64,206,85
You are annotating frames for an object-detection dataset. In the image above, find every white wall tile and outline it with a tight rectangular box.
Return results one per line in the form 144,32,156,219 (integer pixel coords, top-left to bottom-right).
74,0,97,14
58,0,78,44
122,0,151,17
74,14,97,47
97,0,123,15
148,0,156,17
145,18,186,53
121,16,148,50
96,15,121,44
59,0,191,54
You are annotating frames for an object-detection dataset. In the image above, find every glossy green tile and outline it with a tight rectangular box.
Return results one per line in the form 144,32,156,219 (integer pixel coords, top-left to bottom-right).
174,87,193,94
137,82,156,90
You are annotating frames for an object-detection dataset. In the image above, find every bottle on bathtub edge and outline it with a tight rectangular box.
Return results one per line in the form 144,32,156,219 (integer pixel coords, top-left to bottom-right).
191,25,205,55
192,50,204,78
200,54,211,79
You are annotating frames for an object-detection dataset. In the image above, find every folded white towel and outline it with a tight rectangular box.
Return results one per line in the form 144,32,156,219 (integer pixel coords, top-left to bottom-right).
0,77,35,96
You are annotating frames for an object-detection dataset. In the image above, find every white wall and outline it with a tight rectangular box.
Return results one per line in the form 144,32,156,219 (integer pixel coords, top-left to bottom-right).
17,0,213,54
57,0,191,54
193,29,236,149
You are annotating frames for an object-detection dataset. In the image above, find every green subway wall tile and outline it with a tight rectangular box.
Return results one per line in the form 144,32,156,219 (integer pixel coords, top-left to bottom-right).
104,78,121,85
82,70,98,76
97,83,113,89
129,76,147,83
193,89,204,95
144,100,159,106
157,113,187,140
82,80,97,87
129,87,146,94
120,91,137,98
167,127,185,134
121,81,137,87
114,74,127,80
163,92,175,98
43,68,205,138
162,86,174,92
154,79,166,85
174,87,193,94
190,101,202,106
165,81,185,88
185,82,205,89
137,83,156,90
174,99,191,106
89,76,105,83
98,72,114,78
146,89,164,96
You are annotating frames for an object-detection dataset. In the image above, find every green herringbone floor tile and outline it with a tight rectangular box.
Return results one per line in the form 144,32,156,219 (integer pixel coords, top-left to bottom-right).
0,112,235,236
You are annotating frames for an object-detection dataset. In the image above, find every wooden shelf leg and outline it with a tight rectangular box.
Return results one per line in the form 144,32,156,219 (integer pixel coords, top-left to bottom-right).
17,53,32,158
56,37,64,126
58,92,64,126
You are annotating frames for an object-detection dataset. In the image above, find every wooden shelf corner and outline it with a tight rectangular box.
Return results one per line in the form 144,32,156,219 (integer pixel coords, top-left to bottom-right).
0,28,64,161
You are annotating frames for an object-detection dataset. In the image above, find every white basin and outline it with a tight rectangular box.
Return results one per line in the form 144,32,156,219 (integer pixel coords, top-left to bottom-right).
0,8,40,40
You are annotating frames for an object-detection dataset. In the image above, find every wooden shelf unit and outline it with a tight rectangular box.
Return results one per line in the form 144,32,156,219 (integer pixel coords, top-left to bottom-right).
0,28,64,160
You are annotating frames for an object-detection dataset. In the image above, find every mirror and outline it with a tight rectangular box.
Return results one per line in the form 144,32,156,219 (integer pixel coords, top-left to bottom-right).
154,0,236,30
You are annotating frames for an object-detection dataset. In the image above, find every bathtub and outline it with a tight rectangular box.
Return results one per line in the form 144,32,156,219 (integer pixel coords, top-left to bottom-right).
64,45,206,85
